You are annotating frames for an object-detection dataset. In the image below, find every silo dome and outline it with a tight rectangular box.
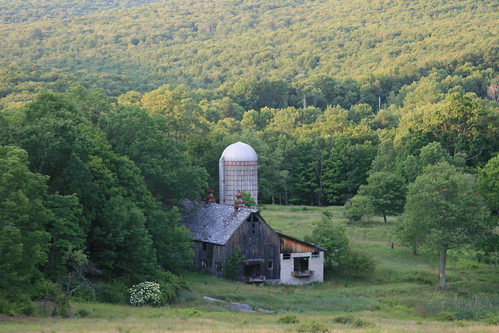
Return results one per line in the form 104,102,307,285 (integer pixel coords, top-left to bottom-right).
219,142,258,206
221,142,258,162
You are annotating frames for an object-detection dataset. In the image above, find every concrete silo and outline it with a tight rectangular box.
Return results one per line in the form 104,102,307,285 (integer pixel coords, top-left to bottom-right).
219,142,258,205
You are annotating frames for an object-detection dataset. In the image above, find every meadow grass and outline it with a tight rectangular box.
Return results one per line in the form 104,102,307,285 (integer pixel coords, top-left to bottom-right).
1,205,497,332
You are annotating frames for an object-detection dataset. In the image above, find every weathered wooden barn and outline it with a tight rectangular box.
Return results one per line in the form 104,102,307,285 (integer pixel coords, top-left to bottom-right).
182,200,325,284
182,200,281,282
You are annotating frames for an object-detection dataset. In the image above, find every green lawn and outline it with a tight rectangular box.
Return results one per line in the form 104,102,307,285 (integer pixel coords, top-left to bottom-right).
1,205,497,332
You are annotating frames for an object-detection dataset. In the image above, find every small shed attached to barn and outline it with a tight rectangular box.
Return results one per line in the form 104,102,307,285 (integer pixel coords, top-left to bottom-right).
278,233,325,284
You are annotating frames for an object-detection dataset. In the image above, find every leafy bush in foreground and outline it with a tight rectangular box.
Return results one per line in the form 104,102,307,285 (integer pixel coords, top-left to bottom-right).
129,281,162,306
296,320,329,333
339,249,375,278
277,314,299,324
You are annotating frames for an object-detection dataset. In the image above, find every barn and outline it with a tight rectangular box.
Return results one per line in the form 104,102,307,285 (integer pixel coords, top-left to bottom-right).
182,200,281,282
182,142,325,284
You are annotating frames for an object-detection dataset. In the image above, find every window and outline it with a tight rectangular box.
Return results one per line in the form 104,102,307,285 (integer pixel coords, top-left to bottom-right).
215,262,223,272
200,260,208,267
283,253,291,260
247,214,258,237
268,261,273,269
294,257,309,272
247,214,258,223
291,257,314,277
312,252,319,258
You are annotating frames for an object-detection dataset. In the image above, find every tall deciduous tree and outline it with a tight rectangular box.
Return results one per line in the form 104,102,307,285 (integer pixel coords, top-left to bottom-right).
141,84,205,142
478,155,499,214
0,145,51,303
400,162,490,288
44,193,85,280
395,92,498,166
358,172,406,223
323,137,377,205
103,105,207,203
13,92,173,282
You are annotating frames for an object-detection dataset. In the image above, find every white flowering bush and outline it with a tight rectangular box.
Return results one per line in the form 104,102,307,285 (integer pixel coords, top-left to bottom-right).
129,281,162,306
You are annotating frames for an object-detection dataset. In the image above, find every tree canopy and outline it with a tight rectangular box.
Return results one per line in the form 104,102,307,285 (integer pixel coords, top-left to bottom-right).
400,162,490,288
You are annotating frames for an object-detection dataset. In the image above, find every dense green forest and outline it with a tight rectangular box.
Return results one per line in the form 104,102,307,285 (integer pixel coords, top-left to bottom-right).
0,0,497,317
0,0,165,24
0,0,497,99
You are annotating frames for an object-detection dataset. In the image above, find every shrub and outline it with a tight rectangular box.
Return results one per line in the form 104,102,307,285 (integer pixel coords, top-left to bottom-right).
224,246,243,280
157,271,188,291
436,311,456,321
0,294,36,316
129,281,162,307
97,281,129,304
305,214,350,267
35,280,76,317
159,282,177,304
296,320,329,332
333,315,373,328
76,308,91,317
484,313,499,325
156,271,188,304
339,249,375,278
176,308,201,319
343,195,373,222
333,315,355,324
353,318,374,328
277,314,299,324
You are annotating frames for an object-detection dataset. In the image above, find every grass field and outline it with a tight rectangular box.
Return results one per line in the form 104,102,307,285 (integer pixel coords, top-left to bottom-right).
1,205,497,332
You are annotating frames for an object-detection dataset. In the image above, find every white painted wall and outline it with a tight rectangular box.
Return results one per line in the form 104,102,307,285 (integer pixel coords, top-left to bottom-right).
279,251,324,285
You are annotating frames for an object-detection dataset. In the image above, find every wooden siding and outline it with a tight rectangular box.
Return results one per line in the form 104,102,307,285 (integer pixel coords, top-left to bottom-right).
226,212,281,280
280,234,317,253
191,212,281,280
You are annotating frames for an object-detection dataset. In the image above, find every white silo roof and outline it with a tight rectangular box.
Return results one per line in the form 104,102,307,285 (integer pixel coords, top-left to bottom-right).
220,142,258,161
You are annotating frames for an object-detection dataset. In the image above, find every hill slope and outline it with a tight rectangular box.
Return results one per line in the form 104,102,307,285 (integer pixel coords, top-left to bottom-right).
0,0,497,95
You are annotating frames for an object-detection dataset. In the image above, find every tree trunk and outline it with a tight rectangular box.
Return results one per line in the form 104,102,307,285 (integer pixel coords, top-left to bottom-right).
439,248,447,289
383,212,387,223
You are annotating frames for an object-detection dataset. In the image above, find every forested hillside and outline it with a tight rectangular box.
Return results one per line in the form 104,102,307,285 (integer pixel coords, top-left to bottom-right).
0,0,165,23
0,0,497,318
0,0,497,98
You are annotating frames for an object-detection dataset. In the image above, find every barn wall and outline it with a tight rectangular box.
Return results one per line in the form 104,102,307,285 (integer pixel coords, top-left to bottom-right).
192,241,225,276
226,213,280,280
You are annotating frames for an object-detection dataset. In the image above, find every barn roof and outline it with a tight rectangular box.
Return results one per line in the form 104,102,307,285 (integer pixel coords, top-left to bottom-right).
182,201,258,245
